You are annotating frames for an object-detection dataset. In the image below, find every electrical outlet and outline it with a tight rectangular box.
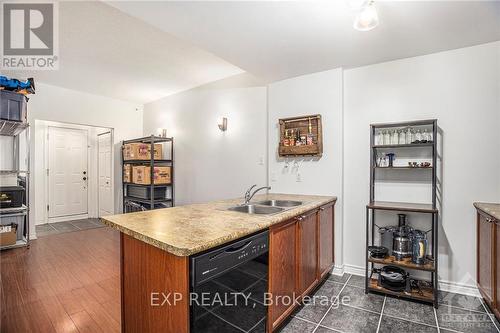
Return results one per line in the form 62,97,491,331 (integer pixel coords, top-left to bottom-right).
296,173,301,182
258,156,264,165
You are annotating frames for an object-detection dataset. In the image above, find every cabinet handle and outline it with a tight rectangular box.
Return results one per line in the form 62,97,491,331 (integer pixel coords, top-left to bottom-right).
320,207,325,211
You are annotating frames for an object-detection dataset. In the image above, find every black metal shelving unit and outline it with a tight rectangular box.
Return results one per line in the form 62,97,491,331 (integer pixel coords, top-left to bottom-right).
0,120,30,250
121,135,174,213
365,119,439,307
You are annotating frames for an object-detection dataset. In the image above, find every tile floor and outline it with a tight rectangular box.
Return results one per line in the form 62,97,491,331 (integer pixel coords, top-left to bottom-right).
35,218,105,237
278,274,500,333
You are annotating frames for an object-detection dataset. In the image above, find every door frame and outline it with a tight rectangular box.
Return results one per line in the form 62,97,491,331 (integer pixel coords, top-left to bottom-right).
97,130,115,217
41,122,115,225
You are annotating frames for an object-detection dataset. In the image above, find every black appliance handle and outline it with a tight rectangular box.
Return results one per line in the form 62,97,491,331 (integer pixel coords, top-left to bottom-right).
209,241,252,261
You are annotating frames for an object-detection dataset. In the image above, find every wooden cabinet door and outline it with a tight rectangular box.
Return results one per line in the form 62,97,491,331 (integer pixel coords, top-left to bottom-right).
494,219,500,317
298,211,319,296
319,203,334,278
477,212,494,307
268,219,297,331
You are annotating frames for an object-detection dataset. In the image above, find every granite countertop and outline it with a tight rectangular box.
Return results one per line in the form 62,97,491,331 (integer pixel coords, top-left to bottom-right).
474,202,500,221
102,193,336,257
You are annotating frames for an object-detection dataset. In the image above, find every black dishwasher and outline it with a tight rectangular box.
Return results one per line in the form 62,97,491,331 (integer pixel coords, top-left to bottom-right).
190,230,269,333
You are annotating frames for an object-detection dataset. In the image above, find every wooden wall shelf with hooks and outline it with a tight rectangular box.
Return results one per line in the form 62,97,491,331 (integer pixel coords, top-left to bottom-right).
278,114,323,157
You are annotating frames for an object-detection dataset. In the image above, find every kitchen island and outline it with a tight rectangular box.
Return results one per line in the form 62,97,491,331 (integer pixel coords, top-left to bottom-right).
103,193,337,333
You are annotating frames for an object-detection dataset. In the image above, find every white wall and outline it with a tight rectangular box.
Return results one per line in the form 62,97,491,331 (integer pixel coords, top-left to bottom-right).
267,69,345,272
28,83,143,237
143,73,268,205
343,42,500,292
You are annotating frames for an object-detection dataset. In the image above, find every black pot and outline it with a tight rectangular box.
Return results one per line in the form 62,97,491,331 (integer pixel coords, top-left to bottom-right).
368,246,388,259
379,266,408,292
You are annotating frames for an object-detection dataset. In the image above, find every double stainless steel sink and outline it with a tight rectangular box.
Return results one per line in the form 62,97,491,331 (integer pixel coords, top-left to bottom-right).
227,200,303,215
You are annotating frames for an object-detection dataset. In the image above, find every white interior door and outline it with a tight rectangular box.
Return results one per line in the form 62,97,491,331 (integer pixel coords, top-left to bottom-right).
98,132,113,217
48,127,88,218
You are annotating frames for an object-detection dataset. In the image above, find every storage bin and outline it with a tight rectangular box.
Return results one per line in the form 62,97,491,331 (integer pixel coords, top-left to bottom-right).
127,185,167,200
0,90,27,122
0,214,25,240
0,186,25,208
0,223,17,246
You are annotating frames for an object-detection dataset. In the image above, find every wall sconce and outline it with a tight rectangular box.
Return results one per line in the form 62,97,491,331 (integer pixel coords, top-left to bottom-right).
218,117,227,132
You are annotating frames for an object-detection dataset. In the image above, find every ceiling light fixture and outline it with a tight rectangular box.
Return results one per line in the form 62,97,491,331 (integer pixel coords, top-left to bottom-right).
353,1,379,32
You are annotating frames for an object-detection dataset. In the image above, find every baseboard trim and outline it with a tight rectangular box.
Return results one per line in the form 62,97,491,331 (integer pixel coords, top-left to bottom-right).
340,264,480,297
48,214,89,224
439,279,480,297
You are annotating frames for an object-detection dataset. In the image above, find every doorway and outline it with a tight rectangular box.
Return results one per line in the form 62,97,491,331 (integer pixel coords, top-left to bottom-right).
98,131,113,217
34,120,115,231
48,126,88,219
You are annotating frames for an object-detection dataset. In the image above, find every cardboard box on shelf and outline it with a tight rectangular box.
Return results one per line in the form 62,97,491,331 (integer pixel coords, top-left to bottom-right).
132,166,171,185
123,143,162,160
123,164,132,183
0,223,17,246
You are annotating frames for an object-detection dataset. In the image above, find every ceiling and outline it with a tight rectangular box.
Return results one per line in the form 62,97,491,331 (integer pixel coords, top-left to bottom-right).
3,1,244,104
109,1,500,83
5,1,500,104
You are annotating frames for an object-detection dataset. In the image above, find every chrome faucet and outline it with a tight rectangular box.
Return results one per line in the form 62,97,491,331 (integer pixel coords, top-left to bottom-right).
243,184,271,205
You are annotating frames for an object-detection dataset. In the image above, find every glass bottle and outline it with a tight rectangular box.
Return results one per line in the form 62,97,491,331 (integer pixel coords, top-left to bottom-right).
428,129,433,142
415,129,422,142
383,130,390,145
406,128,413,144
399,129,406,144
289,129,295,146
375,131,382,145
422,129,430,142
307,118,314,145
391,130,399,145
283,130,289,146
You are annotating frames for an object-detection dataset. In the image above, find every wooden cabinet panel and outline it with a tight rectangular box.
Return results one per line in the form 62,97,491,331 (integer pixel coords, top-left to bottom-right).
319,203,334,278
121,233,189,333
298,211,319,295
477,212,494,307
494,220,500,317
268,219,298,331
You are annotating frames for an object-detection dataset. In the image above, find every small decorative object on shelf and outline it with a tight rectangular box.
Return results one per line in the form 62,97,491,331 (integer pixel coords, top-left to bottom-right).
121,135,175,213
366,119,439,308
278,114,323,157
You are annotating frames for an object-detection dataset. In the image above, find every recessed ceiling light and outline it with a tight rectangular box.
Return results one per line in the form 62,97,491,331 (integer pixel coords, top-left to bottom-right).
353,1,379,32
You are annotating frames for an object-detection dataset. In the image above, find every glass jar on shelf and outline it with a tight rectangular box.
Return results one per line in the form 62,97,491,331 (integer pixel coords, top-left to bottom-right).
415,129,423,142
375,131,383,145
422,129,430,142
398,129,406,144
383,130,390,145
406,127,413,144
391,129,399,145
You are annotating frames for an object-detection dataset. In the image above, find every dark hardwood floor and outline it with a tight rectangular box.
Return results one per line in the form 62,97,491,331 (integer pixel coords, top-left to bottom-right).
1,227,121,332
